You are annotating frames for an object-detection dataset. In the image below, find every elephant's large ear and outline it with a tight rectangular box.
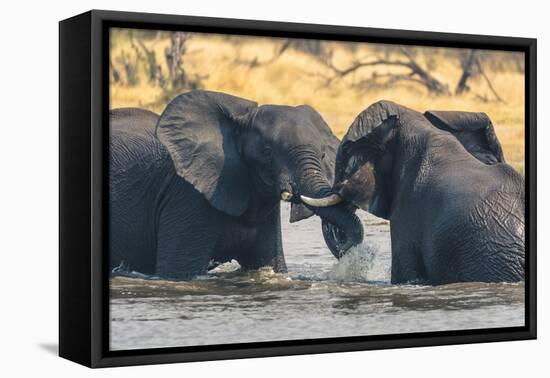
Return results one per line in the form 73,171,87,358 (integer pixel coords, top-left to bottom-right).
289,105,340,223
336,101,405,220
156,90,257,216
338,116,398,219
424,110,505,164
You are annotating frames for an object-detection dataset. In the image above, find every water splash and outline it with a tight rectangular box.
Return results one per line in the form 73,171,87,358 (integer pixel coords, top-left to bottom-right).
325,243,387,283
111,261,161,280
207,259,241,274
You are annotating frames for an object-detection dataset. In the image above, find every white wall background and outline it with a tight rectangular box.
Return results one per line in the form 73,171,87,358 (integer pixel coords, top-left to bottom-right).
0,0,546,376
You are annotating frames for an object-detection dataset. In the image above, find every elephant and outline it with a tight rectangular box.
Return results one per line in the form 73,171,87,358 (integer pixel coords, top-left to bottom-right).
315,100,525,285
109,90,363,280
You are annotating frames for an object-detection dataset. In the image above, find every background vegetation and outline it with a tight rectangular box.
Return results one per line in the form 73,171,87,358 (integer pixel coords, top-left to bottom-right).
110,28,525,173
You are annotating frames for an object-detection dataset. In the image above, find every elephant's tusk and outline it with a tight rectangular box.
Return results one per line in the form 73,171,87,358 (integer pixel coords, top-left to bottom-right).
300,193,343,207
281,191,293,202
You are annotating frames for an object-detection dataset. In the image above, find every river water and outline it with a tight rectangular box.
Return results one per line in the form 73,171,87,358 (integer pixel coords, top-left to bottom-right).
110,204,525,350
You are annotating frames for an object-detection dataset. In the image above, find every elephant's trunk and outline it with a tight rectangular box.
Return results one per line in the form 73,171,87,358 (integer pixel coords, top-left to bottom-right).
317,205,364,258
292,148,364,258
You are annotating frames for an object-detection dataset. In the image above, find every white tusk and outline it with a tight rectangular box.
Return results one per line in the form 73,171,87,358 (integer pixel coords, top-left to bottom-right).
281,191,293,202
300,193,342,207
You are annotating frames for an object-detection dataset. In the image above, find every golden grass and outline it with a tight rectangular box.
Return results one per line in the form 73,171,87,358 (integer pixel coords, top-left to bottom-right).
110,31,525,173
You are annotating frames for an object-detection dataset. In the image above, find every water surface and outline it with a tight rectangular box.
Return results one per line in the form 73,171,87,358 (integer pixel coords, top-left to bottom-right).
110,204,524,350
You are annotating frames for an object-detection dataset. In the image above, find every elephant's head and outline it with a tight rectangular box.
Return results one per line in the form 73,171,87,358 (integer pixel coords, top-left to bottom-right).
327,100,506,257
156,90,363,257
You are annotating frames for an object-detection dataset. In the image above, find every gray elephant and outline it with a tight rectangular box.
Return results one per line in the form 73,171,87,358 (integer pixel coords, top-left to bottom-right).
315,100,524,284
109,90,363,279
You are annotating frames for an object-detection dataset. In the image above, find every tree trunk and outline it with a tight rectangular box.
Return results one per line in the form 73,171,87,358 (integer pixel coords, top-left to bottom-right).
455,50,477,95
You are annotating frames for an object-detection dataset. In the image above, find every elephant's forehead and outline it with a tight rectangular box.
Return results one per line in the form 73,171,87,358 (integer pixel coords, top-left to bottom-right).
255,105,306,124
254,106,317,137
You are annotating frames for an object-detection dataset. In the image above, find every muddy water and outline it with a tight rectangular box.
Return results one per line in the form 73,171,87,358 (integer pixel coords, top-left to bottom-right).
110,204,524,350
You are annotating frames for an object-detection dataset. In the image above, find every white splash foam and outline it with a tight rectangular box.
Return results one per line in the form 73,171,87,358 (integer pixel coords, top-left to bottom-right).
207,259,242,274
325,243,382,283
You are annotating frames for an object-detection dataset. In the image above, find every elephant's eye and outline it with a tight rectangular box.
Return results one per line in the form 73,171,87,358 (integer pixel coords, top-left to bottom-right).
263,146,273,159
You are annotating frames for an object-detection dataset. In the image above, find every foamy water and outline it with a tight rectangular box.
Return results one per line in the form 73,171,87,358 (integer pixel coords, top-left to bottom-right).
110,204,525,350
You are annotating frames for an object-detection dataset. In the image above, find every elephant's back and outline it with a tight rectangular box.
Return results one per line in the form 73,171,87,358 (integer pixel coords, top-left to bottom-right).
110,108,159,144
109,108,173,206
110,107,159,130
109,108,168,172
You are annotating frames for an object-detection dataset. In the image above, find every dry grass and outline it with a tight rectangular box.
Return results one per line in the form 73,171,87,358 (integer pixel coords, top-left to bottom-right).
110,31,525,173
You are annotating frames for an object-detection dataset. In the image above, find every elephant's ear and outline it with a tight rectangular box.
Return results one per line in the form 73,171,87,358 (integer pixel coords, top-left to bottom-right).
336,109,400,220
289,105,340,223
289,203,314,223
424,110,505,164
156,90,258,216
341,114,400,219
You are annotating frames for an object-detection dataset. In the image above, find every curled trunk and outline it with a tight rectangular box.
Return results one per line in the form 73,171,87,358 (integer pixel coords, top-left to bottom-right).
293,150,364,258
317,205,363,258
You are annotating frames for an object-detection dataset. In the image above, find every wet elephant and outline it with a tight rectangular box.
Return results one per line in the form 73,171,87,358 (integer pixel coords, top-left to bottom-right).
109,90,363,279
316,100,524,284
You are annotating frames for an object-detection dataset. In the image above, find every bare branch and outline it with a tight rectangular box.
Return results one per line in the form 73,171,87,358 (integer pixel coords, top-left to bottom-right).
135,38,164,87
475,58,506,104
319,46,450,95
233,40,291,68
353,73,428,91
109,57,121,84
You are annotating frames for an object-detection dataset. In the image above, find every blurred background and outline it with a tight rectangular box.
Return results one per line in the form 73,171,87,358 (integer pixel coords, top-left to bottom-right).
110,28,525,173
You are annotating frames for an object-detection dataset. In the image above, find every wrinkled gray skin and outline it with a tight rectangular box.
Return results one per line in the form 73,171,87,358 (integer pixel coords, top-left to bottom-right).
109,90,363,280
331,100,524,285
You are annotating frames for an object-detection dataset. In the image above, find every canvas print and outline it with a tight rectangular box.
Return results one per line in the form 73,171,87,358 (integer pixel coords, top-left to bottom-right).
108,27,525,351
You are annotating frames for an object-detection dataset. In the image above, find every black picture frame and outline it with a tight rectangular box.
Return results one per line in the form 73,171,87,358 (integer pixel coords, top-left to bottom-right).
59,9,537,368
